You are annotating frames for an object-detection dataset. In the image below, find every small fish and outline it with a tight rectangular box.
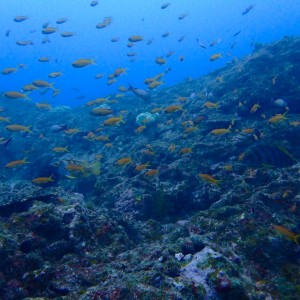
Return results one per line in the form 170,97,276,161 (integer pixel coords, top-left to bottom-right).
48,72,62,78
61,32,76,37
36,103,52,110
93,135,110,142
72,59,96,68
128,35,143,42
209,127,231,135
179,55,185,62
5,124,32,133
64,128,80,135
96,17,112,29
165,105,184,113
273,99,287,108
128,83,151,100
224,165,233,171
22,84,38,92
161,32,170,38
242,5,254,15
1,67,18,75
135,125,146,133
32,79,54,88
209,53,222,61
4,91,30,100
14,16,28,22
178,13,188,20
42,27,57,34
114,67,127,77
95,73,104,79
242,128,255,134
290,121,300,127
161,3,171,9
178,36,185,42
91,107,113,116
4,158,30,168
268,112,288,124
2,137,13,147
38,57,51,62
32,175,54,184
250,103,260,113
196,39,206,49
50,124,68,133
90,0,98,6
65,163,85,173
272,225,300,244
197,173,220,186
145,169,159,176
180,148,193,154
116,157,132,166
135,162,150,171
204,101,219,109
0,116,10,122
103,115,125,126
155,57,167,65
5,29,11,37
56,18,67,24
52,147,68,153
16,40,33,46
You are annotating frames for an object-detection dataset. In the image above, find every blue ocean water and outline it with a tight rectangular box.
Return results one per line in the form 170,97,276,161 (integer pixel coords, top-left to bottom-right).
1,0,299,107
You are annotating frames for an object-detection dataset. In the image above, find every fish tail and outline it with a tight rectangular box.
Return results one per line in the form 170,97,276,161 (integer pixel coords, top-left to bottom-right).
23,157,31,164
120,115,125,124
127,82,133,91
49,174,54,181
24,93,31,101
293,234,300,245
26,125,32,133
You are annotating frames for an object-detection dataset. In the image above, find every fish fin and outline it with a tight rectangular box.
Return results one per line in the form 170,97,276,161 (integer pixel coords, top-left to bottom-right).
293,234,300,245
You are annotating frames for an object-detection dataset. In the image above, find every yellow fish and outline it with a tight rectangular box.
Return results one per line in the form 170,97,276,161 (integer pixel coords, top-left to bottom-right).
4,158,30,168
32,175,54,184
135,162,150,171
5,124,31,133
209,53,222,61
165,105,184,113
145,169,159,177
250,103,260,113
268,112,288,124
116,157,132,166
103,115,125,126
209,126,231,135
197,173,220,187
273,225,300,245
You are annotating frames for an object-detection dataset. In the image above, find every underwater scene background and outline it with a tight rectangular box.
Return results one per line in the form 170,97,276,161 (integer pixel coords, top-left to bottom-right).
1,1,300,299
